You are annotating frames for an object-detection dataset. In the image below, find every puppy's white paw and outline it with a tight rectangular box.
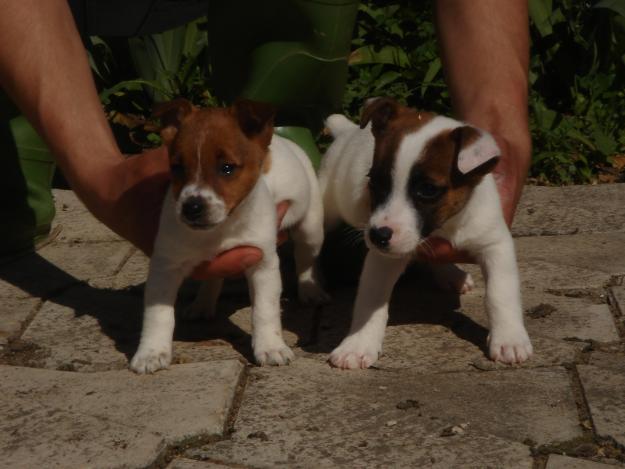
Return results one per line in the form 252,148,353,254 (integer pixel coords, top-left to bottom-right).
329,334,382,369
431,263,474,294
130,343,172,374
488,327,533,364
298,280,331,306
253,337,294,366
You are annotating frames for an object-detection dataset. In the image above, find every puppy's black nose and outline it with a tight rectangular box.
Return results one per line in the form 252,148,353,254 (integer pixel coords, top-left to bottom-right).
181,196,205,221
369,225,393,248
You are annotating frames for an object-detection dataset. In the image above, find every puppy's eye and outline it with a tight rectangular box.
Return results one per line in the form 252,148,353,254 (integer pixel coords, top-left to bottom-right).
220,163,236,176
171,163,185,178
414,182,445,200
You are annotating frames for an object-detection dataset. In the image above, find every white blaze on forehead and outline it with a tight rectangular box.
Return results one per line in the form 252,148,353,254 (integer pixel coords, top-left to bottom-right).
391,115,461,193
368,116,462,255
194,131,207,184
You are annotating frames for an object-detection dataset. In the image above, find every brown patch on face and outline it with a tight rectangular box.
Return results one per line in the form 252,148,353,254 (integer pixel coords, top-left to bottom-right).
407,126,499,235
363,98,435,211
168,106,271,214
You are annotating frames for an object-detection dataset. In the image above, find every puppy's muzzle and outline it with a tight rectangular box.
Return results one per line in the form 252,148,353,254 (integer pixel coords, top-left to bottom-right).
181,196,207,226
368,225,393,250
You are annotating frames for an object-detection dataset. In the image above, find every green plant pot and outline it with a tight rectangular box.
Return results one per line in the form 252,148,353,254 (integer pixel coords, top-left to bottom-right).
208,0,359,132
0,115,56,257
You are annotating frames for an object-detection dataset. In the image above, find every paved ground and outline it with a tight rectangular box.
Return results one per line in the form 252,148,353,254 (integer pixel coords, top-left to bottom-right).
1,184,624,469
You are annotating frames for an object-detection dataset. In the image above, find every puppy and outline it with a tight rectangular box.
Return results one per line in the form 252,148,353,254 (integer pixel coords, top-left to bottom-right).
130,99,327,374
319,97,532,369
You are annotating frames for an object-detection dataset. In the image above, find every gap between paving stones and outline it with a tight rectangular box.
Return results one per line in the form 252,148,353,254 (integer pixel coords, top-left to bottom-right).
528,356,625,467
155,365,252,469
176,284,625,469
6,188,625,468
607,277,625,340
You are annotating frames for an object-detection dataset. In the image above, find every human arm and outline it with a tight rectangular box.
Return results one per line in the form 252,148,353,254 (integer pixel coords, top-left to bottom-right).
418,0,531,263
0,0,267,277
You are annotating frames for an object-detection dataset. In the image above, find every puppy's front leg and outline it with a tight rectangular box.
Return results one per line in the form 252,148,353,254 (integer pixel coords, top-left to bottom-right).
130,262,184,374
246,252,294,366
480,237,533,364
329,251,409,369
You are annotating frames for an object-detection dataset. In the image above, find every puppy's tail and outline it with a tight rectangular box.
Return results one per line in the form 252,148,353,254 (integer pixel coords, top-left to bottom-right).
324,114,357,138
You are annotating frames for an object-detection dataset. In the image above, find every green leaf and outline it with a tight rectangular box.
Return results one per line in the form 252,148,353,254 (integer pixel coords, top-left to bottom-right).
529,0,553,37
532,101,558,131
349,45,410,67
421,58,441,97
374,71,402,90
591,128,618,156
566,129,597,151
99,79,172,105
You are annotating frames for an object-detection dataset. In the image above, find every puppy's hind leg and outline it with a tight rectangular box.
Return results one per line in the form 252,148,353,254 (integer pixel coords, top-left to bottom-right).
291,198,330,306
428,263,474,294
181,278,224,320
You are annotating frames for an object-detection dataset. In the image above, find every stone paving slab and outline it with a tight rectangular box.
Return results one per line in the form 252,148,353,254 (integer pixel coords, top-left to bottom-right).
546,454,623,469
1,394,164,469
112,249,149,290
516,232,625,280
457,286,620,344
523,294,619,343
52,189,121,243
578,364,625,447
2,184,625,468
19,284,140,371
512,184,625,237
611,284,625,315
167,458,233,469
610,284,625,334
187,358,580,467
588,352,625,373
0,240,133,300
0,360,244,445
0,297,40,346
17,284,246,371
304,285,582,372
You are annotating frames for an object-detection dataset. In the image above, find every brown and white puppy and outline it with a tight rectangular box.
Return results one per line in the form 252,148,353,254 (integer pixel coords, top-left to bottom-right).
319,97,532,369
130,99,328,374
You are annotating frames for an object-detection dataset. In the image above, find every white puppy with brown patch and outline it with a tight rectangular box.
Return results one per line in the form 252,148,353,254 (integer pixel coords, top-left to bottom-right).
130,99,327,374
320,97,532,369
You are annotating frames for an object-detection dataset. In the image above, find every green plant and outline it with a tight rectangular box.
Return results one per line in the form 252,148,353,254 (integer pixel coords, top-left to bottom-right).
89,18,218,152
345,0,625,185
528,0,625,183
343,1,450,120
94,2,625,185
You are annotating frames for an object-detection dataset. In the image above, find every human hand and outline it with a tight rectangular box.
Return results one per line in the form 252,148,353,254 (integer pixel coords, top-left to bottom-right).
108,146,289,279
426,0,530,265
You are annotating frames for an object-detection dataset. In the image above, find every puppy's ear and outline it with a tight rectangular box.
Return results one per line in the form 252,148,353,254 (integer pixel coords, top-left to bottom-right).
153,98,195,146
452,125,500,177
232,99,275,148
360,97,399,136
